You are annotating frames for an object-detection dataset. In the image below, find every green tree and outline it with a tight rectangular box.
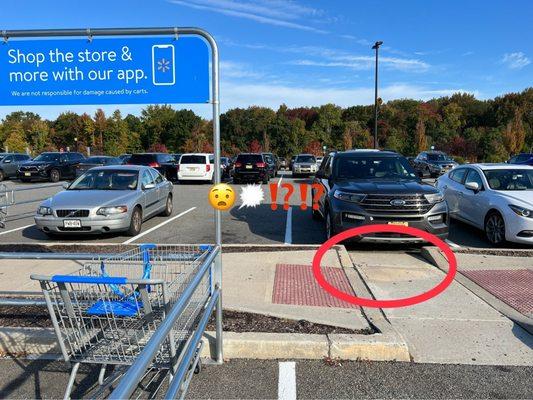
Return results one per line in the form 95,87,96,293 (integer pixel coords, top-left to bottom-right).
3,123,29,153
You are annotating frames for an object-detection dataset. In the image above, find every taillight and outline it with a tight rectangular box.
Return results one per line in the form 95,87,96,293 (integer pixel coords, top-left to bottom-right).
235,162,242,168
206,164,211,172
256,162,266,168
176,164,180,171
148,162,160,168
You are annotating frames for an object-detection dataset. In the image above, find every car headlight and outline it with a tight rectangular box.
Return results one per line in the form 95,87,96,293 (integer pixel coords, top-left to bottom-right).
424,192,444,204
509,205,533,218
96,206,128,216
37,206,52,216
333,190,366,203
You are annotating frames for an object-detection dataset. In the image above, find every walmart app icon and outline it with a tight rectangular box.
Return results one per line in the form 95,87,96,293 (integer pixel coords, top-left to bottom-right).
152,44,176,86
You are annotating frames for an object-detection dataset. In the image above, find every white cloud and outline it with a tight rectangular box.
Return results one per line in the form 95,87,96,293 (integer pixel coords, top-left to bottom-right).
501,52,530,69
290,55,430,73
220,61,264,79
167,0,328,34
220,81,474,111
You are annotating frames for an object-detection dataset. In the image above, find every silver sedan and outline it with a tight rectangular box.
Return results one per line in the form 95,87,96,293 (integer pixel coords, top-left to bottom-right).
35,165,173,236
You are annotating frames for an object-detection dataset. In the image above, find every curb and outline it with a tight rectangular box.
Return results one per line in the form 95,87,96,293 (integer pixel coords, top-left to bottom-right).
0,327,410,362
420,246,533,335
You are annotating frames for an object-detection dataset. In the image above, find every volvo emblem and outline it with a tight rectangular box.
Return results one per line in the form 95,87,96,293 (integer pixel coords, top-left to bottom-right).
390,199,406,206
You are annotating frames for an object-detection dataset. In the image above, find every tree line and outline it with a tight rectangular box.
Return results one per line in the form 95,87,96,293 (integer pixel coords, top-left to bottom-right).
0,87,531,163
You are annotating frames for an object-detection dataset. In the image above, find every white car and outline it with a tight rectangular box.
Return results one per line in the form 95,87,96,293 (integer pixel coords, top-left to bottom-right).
177,153,214,183
436,164,533,245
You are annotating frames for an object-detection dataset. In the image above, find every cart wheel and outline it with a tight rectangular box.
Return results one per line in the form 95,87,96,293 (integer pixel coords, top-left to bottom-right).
194,359,202,374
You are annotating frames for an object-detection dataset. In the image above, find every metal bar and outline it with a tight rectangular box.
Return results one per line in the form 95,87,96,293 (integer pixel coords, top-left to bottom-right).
165,289,220,399
3,27,215,38
0,298,46,307
0,183,64,193
109,246,219,400
2,197,49,207
0,252,117,260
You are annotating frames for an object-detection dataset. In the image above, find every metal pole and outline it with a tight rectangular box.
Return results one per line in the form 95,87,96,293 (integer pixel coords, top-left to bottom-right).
372,41,383,149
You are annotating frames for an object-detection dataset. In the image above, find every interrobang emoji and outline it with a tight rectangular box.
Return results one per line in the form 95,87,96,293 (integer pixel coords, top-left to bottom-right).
208,184,236,211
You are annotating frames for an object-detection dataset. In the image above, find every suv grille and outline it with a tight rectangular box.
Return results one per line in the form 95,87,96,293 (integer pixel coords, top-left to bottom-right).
56,209,90,218
19,166,38,172
360,194,433,215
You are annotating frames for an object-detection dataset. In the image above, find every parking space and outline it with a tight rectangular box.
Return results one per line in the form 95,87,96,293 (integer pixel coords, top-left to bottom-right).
0,172,527,248
0,172,531,250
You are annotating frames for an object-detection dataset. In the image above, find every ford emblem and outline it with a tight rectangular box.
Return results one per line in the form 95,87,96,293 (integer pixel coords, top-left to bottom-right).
390,199,406,206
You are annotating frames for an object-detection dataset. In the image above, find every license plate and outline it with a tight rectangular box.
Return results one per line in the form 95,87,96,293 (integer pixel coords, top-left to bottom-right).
63,219,81,228
188,167,198,171
245,165,253,169
24,172,31,176
388,221,408,226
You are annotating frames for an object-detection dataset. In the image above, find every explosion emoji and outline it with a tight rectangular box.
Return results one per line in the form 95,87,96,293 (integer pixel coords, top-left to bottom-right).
238,184,264,209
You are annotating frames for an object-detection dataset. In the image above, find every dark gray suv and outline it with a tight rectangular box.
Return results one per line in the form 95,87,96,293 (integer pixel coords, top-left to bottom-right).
0,153,31,181
311,150,449,243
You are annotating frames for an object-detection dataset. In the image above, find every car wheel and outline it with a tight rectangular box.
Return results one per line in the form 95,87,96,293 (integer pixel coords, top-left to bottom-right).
485,212,506,246
49,169,60,182
325,207,333,239
161,194,173,216
127,207,143,236
0,170,4,182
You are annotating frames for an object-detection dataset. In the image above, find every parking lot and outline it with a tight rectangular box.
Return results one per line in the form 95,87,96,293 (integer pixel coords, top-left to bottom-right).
0,171,530,250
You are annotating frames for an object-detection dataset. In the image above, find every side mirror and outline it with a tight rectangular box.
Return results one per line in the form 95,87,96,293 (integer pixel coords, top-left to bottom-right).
465,182,480,192
143,183,155,190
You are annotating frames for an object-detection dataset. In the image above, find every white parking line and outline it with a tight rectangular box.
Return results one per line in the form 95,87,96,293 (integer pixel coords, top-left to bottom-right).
284,207,292,245
278,361,296,400
0,224,34,236
277,175,283,187
445,239,461,249
122,207,196,244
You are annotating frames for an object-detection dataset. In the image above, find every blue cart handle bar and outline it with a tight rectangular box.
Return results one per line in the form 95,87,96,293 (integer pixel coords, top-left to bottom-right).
30,274,164,285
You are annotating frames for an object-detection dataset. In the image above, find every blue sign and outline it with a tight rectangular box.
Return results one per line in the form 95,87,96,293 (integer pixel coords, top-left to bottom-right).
0,36,210,105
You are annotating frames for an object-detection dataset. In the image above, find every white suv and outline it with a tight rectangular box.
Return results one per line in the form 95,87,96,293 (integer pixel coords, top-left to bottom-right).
177,153,214,183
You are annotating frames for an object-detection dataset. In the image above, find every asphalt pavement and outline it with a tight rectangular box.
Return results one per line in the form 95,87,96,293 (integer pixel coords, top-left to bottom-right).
0,171,524,249
0,358,531,399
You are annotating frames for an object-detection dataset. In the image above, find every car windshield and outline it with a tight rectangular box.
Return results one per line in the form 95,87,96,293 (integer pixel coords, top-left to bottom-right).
69,170,139,190
128,154,155,164
296,155,316,163
335,156,418,180
237,154,262,163
34,153,60,162
483,169,533,191
427,154,448,161
181,155,206,164
83,157,107,163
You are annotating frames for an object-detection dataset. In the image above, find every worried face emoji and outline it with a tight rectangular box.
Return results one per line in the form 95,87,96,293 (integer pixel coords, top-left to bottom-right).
208,183,236,211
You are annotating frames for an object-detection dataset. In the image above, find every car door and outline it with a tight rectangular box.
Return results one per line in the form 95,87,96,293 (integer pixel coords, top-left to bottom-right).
140,169,158,217
461,169,489,228
314,155,332,216
443,167,467,218
1,155,16,177
149,168,167,211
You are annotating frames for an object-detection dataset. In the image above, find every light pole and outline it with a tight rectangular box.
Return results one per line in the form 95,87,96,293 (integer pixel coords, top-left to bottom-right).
372,40,383,149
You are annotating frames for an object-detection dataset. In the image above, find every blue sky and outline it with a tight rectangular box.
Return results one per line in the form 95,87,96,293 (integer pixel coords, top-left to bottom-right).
1,0,532,119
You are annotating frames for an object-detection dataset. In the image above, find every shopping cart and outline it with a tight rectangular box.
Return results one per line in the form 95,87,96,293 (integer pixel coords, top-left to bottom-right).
31,243,215,399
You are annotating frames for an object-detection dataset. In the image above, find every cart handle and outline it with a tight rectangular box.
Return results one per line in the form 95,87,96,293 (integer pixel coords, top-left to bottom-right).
30,274,164,285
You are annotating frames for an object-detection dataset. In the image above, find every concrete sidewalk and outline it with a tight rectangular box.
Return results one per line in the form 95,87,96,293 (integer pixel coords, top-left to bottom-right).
348,250,533,366
0,248,370,332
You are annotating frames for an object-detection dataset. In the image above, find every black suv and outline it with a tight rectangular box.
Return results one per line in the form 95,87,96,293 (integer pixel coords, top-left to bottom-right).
18,152,85,182
127,153,178,181
311,150,449,242
413,151,458,178
0,153,31,181
233,153,269,184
